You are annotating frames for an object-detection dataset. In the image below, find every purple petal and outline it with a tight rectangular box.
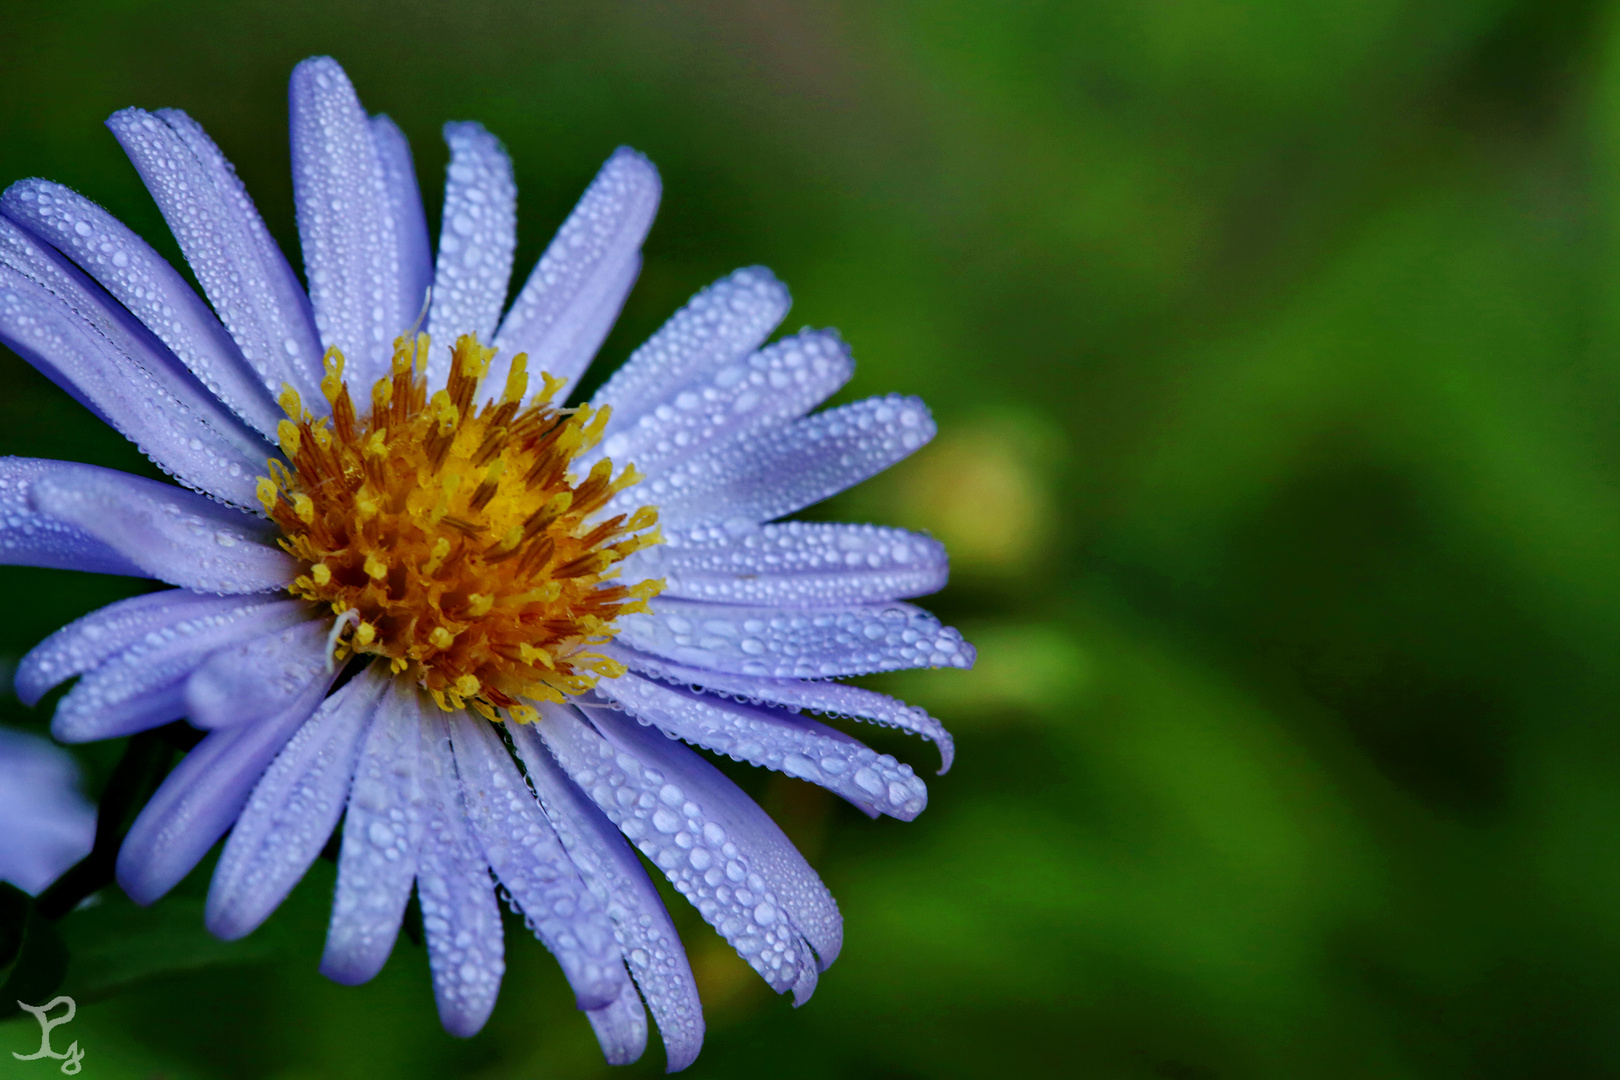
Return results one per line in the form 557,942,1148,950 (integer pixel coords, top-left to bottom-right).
490,147,660,402
585,976,649,1066
17,586,258,706
207,667,388,940
0,266,271,507
2,180,283,438
534,702,834,1002
115,664,336,904
0,728,95,895
624,520,947,608
612,394,934,530
449,711,625,1010
615,597,973,680
595,674,926,820
185,617,331,729
50,602,307,743
289,57,414,390
0,458,147,582
509,713,704,1072
369,114,433,345
424,122,516,390
578,329,851,481
590,266,786,435
417,706,505,1037
322,679,427,985
106,107,324,408
30,467,296,594
603,644,955,773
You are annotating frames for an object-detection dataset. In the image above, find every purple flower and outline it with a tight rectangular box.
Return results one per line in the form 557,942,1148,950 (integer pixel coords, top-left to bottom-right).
0,727,95,896
0,56,969,1065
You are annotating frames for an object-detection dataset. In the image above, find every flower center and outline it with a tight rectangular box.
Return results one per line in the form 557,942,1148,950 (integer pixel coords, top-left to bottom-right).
257,333,662,720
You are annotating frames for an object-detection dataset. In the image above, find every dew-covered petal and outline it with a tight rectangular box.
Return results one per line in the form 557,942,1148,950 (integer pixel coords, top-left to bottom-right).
50,601,307,743
578,329,852,480
369,114,433,345
0,458,147,583
424,122,515,390
613,395,934,530
2,180,284,438
595,674,927,820
509,711,703,1072
616,597,973,680
31,467,296,594
603,644,956,773
289,56,413,390
449,711,624,1010
535,702,834,1002
490,148,660,402
322,680,427,985
585,976,649,1066
115,666,336,905
416,706,505,1037
0,267,272,507
106,107,324,407
206,666,388,940
186,617,332,729
625,520,947,608
17,586,263,707
590,267,787,435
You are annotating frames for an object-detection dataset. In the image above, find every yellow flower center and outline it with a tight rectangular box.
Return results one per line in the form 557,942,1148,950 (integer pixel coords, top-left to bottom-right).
256,332,662,721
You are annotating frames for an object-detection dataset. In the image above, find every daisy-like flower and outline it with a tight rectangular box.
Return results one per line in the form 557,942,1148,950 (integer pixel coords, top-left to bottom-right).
0,56,970,1065
0,728,95,895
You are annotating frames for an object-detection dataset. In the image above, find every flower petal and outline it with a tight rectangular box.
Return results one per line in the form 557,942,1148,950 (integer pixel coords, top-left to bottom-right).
613,394,934,530
31,467,296,594
206,666,388,940
0,263,272,507
115,663,336,904
289,56,415,390
616,597,973,679
425,122,516,390
50,601,307,743
584,976,649,1067
603,644,956,773
509,713,704,1071
590,266,787,434
417,706,505,1038
106,107,324,407
594,674,927,820
369,114,433,343
17,585,259,706
624,520,947,608
185,617,332,729
490,147,660,402
536,702,835,1001
578,329,852,480
2,180,284,438
0,728,95,895
449,711,625,1010
0,458,147,583
322,679,427,985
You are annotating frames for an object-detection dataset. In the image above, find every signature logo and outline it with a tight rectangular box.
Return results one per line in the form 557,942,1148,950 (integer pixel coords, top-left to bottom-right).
12,996,84,1075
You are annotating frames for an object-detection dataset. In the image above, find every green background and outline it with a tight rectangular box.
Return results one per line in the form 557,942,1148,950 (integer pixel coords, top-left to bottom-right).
0,0,1615,1076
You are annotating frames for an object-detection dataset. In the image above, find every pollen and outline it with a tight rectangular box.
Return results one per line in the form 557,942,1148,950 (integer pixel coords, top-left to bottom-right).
260,332,664,717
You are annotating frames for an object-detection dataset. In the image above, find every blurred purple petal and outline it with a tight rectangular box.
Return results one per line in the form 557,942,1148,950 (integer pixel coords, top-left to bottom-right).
0,728,95,896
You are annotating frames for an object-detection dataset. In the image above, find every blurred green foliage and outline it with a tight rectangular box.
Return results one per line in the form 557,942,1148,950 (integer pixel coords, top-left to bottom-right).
0,0,1616,1076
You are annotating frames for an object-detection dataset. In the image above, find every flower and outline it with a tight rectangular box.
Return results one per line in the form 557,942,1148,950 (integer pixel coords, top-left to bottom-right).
0,55,970,1065
0,727,95,895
